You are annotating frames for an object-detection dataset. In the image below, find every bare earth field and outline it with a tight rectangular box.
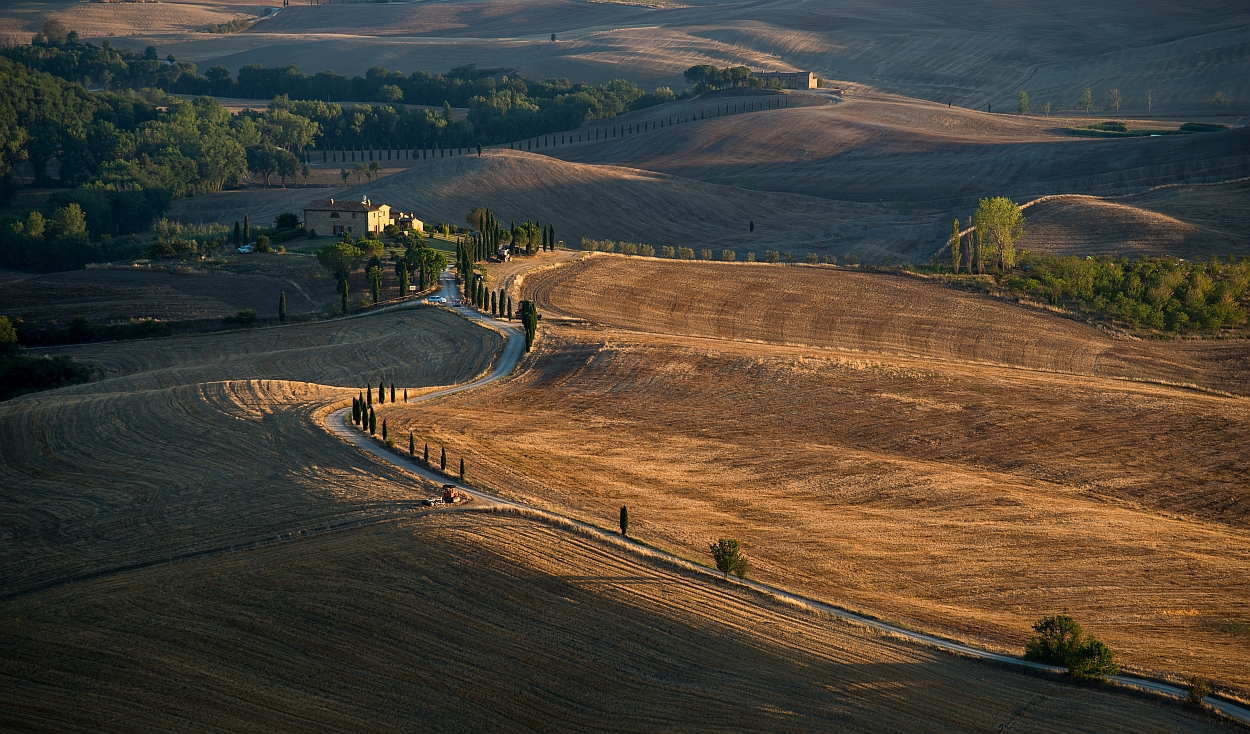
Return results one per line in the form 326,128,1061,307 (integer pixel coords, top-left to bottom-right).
1,307,501,595
2,512,1230,732
1018,179,1250,259
34,0,1247,116
0,264,320,325
3,299,1230,729
387,256,1250,697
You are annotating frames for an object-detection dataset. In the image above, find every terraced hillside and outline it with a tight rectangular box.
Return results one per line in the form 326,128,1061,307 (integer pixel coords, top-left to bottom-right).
388,256,1250,696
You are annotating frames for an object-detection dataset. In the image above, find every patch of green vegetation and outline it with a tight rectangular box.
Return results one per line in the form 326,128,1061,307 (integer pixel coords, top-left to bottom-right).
1003,253,1249,334
204,18,254,34
1063,120,1228,138
1220,622,1250,637
0,319,94,400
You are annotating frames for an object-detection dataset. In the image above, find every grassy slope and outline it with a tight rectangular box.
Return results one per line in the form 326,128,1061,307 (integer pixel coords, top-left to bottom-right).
0,512,1230,732
389,256,1250,695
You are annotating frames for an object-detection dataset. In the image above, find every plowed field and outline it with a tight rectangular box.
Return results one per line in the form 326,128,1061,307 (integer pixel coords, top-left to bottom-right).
1,307,501,596
0,512,1228,732
389,256,1250,695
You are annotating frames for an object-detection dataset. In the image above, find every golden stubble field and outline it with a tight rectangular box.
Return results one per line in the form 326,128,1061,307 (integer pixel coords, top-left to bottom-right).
2,293,1228,729
0,512,1232,732
389,256,1250,697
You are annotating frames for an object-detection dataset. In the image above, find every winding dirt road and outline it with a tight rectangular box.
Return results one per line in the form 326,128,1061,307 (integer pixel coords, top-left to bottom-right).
326,265,1250,725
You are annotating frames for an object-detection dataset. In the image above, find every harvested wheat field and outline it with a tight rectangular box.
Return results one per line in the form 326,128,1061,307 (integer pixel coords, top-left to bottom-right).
1,307,501,596
389,256,1250,697
1018,179,1250,259
345,149,942,259
77,0,1250,114
0,266,320,326
0,512,1232,732
551,91,1250,206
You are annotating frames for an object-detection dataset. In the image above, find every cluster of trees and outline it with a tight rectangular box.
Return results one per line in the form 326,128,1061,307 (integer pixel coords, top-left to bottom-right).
464,207,557,259
947,197,1025,275
683,65,781,92
7,26,688,150
1006,253,1248,333
0,315,94,400
1024,615,1118,680
316,232,445,313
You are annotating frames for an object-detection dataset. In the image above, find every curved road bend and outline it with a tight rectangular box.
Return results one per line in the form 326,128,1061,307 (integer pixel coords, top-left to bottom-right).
327,268,1250,724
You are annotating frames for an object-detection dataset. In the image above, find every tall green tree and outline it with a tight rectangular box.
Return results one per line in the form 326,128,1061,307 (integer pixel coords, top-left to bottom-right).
352,396,360,424
519,300,540,351
424,443,429,465
949,219,961,273
243,214,250,244
367,264,384,304
1079,87,1093,114
973,197,1025,271
233,220,240,244
368,407,376,434
382,418,388,441
709,538,748,579
317,240,364,312
1108,88,1122,113
390,382,395,402
440,446,447,471
378,378,386,403
459,457,465,481
1017,90,1029,115
278,291,287,322
619,506,629,536
409,431,415,457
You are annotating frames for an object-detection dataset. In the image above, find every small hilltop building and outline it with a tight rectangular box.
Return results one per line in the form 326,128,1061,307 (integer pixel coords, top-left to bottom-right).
753,70,818,90
303,197,423,237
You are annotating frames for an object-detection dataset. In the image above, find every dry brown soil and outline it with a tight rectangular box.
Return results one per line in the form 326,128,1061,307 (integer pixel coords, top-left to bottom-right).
389,256,1250,697
0,264,321,325
1019,179,1250,259
1,307,501,595
0,512,1232,732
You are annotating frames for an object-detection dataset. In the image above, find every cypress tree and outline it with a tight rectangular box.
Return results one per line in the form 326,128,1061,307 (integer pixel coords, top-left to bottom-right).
459,457,465,481
352,397,360,424
409,431,415,457
620,506,629,536
440,446,446,471
404,389,408,401
382,419,388,441
233,220,240,244
424,443,429,465
507,296,513,320
950,218,962,273
491,290,497,315
379,379,386,403
341,279,349,314
549,224,555,249
390,382,395,402
369,407,376,435
243,214,250,244
278,291,287,323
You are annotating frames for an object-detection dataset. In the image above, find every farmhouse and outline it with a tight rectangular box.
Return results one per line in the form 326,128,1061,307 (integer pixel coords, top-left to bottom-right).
754,70,817,90
303,197,423,237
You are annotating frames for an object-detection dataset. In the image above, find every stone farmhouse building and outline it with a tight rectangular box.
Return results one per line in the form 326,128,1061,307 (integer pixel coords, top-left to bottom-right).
303,197,423,237
754,70,818,90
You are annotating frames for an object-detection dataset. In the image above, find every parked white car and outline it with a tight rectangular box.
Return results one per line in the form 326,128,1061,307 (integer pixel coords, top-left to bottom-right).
237,245,255,254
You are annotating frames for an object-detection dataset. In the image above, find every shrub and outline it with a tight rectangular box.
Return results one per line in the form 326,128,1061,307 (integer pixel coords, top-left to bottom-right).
1,353,94,400
661,246,676,258
677,247,694,260
709,538,748,579
805,253,819,264
1187,676,1209,705
224,309,259,327
1067,638,1118,680
255,235,271,253
720,249,736,261
699,248,713,260
640,245,655,257
764,250,779,263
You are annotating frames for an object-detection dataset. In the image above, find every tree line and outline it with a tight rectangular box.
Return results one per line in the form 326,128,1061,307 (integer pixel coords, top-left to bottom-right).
316,232,447,314
683,65,784,93
5,24,691,149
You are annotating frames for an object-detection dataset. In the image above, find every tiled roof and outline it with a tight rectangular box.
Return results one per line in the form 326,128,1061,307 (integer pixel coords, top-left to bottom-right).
304,198,381,212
